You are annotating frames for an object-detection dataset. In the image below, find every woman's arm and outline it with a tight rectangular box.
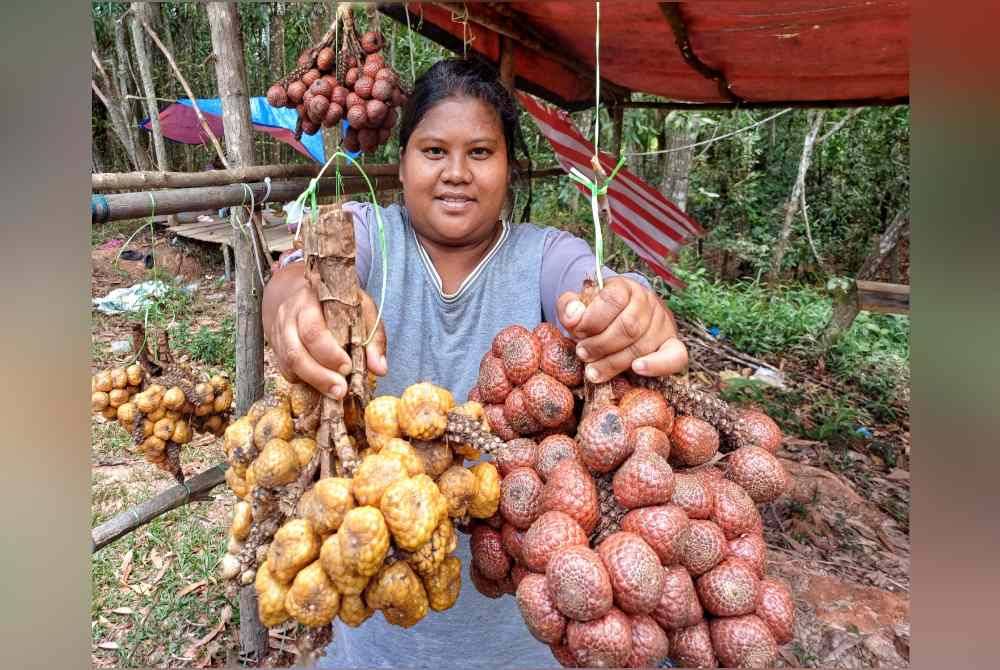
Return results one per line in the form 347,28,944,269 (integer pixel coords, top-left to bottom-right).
539,229,688,383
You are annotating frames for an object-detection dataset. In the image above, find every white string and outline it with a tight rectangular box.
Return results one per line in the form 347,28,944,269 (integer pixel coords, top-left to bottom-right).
235,183,266,288
626,108,792,157
404,3,416,85
261,176,272,204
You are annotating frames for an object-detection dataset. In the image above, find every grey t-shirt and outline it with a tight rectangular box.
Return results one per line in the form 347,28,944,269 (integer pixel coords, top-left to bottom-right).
312,202,650,668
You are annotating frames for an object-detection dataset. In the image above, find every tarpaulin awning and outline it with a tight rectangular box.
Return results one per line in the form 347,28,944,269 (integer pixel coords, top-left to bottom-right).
140,97,325,162
379,1,909,110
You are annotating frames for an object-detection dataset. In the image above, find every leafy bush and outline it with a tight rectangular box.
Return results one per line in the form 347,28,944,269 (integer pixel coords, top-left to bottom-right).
168,316,236,378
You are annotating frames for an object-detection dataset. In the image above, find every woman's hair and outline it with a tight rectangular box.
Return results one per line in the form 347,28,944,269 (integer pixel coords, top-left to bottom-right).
398,58,533,219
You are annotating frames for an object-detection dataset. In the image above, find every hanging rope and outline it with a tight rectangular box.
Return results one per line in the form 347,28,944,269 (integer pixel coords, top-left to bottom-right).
626,108,792,157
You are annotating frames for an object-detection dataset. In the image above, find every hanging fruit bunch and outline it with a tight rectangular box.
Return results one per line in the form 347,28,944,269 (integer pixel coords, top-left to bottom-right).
265,7,407,153
217,378,502,641
90,325,233,482
449,279,796,668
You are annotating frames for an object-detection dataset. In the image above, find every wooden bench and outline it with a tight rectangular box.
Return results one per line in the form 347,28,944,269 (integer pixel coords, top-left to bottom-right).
856,280,910,315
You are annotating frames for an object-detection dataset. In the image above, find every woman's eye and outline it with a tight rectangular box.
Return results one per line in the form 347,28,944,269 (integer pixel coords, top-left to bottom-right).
470,148,492,159
423,147,444,157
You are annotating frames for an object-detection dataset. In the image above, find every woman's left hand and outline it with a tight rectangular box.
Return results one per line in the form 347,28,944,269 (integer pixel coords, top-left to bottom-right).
557,276,688,383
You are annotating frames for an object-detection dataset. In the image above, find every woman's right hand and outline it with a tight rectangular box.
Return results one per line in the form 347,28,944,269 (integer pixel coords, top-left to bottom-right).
264,265,387,400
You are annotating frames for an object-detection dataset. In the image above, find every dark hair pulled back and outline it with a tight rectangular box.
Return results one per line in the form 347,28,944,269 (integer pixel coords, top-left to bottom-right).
398,58,533,220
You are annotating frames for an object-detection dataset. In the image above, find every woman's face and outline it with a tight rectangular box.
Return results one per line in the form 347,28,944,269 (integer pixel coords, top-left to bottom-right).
399,95,509,247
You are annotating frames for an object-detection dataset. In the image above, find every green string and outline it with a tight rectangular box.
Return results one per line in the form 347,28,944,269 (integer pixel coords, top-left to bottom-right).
292,151,388,348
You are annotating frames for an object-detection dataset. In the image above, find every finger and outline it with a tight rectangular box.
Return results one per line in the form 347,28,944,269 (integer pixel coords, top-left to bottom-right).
575,288,654,363
280,313,348,399
556,291,586,333
359,291,388,376
631,337,689,377
581,308,666,383
296,302,353,377
572,279,634,339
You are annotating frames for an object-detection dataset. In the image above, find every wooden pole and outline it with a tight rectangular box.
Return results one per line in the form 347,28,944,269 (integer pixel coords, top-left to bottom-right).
91,176,396,224
206,3,268,662
91,464,225,553
92,161,557,191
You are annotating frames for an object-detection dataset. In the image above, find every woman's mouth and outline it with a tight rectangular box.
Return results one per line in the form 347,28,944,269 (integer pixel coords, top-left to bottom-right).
435,193,476,212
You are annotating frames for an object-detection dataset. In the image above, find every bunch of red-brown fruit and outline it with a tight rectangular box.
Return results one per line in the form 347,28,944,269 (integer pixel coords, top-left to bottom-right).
266,30,407,153
466,323,795,668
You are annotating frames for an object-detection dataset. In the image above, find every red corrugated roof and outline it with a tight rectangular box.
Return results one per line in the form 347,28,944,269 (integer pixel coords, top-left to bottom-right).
382,1,909,109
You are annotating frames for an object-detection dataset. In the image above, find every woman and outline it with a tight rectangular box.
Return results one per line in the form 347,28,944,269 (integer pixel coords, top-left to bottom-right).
263,58,687,668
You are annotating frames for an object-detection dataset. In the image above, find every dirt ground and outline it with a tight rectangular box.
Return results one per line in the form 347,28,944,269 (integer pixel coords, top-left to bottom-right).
90,227,910,668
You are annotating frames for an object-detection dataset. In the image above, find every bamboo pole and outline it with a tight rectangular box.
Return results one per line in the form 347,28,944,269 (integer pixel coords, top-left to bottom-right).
91,175,403,224
128,2,170,171
93,162,563,192
91,464,226,553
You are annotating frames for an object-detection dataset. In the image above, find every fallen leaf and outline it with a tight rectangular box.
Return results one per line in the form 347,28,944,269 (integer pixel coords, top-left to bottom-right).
97,641,120,651
183,605,231,659
129,582,154,596
150,553,176,586
111,607,135,615
118,549,134,587
177,580,207,598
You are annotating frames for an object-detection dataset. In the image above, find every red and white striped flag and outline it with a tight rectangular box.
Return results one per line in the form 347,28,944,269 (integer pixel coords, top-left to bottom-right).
517,92,704,289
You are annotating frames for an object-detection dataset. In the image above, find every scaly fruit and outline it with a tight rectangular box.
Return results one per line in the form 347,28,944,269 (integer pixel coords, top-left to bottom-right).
546,545,613,621
483,403,518,442
624,613,670,668
496,438,538,477
725,446,789,503
668,620,717,668
471,524,510,581
538,330,584,387
522,373,575,429
540,459,599,534
711,479,761,540
521,510,588,572
728,533,767,579
755,577,795,645
516,573,567,644
670,416,720,467
577,405,632,474
612,448,675,509
680,520,728,576
736,409,783,453
504,387,543,435
620,504,690,565
671,472,715,519
493,325,542,385
499,467,545,529
535,435,580,481
709,614,777,668
477,353,513,404
565,607,633,668
630,425,671,461
652,565,703,630
696,558,760,617
501,522,528,564
619,388,674,433
596,532,665,615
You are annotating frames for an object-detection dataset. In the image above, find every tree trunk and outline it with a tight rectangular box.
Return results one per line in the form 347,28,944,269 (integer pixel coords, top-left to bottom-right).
92,68,143,172
158,3,178,98
269,2,287,164
768,109,825,284
658,113,698,212
819,210,909,349
113,14,151,171
207,2,267,662
130,2,169,172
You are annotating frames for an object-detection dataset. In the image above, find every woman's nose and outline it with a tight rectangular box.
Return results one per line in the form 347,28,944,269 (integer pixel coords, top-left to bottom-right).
441,154,472,184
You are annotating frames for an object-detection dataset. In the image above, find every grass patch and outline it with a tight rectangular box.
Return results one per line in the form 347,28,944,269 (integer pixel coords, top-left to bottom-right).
91,218,154,248
91,488,237,667
168,316,236,378
667,255,909,413
91,420,134,461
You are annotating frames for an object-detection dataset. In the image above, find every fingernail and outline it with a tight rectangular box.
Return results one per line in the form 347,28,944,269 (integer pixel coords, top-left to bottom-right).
379,355,387,369
338,363,353,377
633,359,647,373
327,384,345,399
585,365,600,383
576,345,590,361
566,300,585,320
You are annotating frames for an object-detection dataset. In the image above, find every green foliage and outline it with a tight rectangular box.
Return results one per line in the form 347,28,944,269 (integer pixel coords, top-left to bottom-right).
668,254,909,413
168,315,236,377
